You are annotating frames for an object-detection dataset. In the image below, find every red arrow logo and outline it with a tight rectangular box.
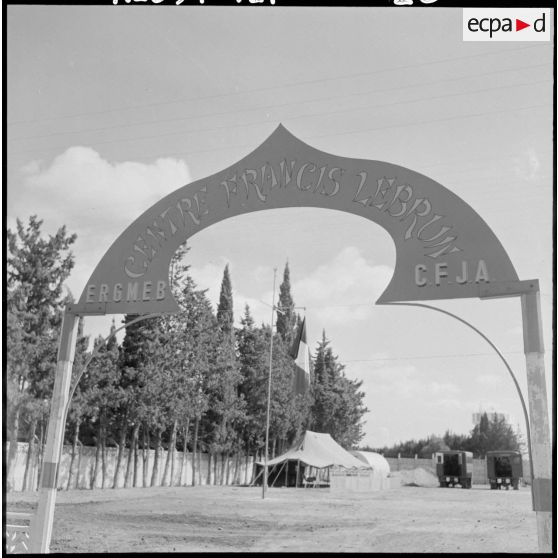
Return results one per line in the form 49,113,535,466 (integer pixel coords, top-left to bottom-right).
516,19,530,31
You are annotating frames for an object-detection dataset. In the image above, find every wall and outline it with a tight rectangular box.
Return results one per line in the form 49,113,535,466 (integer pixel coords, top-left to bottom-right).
7,444,531,492
6,442,257,493
330,468,390,492
384,455,530,485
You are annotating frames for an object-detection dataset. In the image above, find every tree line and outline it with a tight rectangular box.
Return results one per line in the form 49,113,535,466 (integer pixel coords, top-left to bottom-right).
365,412,522,459
6,216,368,490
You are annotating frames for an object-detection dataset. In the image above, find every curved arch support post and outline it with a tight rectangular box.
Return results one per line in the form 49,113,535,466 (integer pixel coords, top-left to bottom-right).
480,279,552,552
29,308,79,554
382,278,552,553
519,288,552,553
30,310,170,553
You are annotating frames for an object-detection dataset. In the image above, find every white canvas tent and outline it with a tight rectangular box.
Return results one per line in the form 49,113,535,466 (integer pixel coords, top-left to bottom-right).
254,431,371,488
348,450,391,491
351,450,391,476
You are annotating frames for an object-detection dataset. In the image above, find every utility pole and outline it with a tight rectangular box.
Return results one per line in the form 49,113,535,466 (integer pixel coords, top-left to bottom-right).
262,268,277,499
260,280,306,498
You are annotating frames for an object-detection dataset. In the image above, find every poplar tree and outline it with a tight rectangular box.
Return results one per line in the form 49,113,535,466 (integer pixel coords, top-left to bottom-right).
466,412,520,457
6,215,76,485
237,305,268,455
64,316,91,490
179,287,215,486
118,312,162,486
86,328,122,488
157,245,218,487
375,415,521,458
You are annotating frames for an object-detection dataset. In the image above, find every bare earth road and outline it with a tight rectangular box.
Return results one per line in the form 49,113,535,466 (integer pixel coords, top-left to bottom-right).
6,484,540,553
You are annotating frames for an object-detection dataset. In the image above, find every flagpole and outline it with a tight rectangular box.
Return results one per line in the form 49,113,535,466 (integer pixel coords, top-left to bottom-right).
263,267,277,499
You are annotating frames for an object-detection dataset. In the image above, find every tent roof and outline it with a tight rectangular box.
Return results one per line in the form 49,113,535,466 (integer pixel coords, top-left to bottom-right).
257,431,371,470
350,450,391,474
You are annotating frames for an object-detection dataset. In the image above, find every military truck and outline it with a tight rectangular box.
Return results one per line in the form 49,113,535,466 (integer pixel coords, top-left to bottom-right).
486,450,523,490
434,450,473,488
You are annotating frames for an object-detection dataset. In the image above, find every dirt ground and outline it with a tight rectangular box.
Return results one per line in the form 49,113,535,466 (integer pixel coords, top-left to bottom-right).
6,483,540,553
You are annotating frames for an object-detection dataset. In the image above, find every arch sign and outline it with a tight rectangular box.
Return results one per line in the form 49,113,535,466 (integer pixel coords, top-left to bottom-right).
32,125,551,554
73,124,518,316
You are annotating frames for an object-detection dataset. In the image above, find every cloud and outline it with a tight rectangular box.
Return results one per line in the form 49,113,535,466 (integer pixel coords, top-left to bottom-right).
351,362,465,443
436,398,465,410
359,365,459,402
187,257,230,311
190,246,393,344
14,146,191,234
360,426,391,449
187,258,271,326
9,146,192,299
475,373,507,387
187,246,394,333
291,246,393,325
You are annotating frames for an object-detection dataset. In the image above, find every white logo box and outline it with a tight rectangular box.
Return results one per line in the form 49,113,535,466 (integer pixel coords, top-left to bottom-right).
463,8,551,42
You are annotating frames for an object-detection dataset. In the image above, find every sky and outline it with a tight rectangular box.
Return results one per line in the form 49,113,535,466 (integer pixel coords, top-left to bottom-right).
6,4,554,449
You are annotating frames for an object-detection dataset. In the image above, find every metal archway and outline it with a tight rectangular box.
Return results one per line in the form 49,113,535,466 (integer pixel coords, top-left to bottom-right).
29,125,552,553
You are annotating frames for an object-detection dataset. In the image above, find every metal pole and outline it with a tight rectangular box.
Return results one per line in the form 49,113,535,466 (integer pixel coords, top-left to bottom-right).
262,268,277,499
29,308,79,553
385,281,553,553
385,301,535,499
520,289,552,553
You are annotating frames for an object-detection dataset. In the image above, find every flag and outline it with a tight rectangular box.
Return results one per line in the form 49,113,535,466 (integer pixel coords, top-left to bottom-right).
290,318,310,396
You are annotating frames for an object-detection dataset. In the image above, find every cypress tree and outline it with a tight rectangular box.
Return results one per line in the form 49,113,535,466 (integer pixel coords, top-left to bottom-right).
207,264,244,479
311,331,368,448
216,264,234,335
276,262,296,345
